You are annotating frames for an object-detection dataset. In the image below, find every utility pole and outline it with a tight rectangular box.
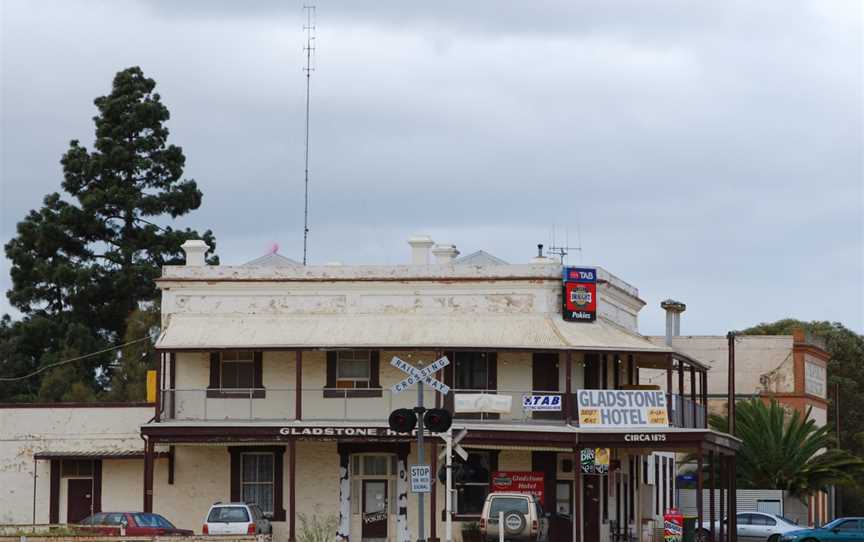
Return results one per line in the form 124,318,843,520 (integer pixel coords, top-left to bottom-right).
416,370,426,542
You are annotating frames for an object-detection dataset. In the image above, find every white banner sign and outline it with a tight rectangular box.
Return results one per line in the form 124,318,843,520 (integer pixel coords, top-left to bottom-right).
455,393,513,414
576,389,669,428
522,394,562,411
410,465,431,493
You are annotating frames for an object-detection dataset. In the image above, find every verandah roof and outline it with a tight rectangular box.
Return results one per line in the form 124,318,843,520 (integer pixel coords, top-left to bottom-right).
155,313,675,354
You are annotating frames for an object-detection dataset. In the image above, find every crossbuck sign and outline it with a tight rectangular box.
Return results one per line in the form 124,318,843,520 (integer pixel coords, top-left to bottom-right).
390,356,451,395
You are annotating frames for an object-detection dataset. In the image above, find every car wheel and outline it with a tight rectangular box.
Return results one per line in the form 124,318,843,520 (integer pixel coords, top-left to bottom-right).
768,535,781,542
696,528,713,542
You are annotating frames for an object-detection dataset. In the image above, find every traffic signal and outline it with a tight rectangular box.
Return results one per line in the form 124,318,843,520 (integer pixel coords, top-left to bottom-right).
388,408,417,433
423,408,452,433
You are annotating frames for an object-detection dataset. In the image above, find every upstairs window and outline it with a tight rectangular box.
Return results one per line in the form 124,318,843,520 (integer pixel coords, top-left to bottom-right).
454,352,492,390
325,351,381,397
337,351,371,389
222,351,255,389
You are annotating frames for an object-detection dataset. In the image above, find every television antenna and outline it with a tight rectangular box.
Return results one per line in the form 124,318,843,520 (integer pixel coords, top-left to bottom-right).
547,225,582,263
302,5,316,265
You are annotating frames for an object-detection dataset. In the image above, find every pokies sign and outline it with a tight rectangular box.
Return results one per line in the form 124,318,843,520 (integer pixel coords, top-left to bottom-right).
562,267,597,322
491,471,545,505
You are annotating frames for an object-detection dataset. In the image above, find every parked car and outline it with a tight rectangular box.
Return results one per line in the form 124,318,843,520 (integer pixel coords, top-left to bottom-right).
780,517,864,542
698,512,800,542
479,492,549,542
203,502,272,535
79,512,193,536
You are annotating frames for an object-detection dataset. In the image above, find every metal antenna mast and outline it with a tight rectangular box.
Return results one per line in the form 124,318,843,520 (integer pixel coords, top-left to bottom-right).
302,5,316,265
548,225,581,263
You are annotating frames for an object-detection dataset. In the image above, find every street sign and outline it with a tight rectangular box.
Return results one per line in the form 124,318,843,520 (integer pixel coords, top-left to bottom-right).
410,465,432,493
390,356,450,395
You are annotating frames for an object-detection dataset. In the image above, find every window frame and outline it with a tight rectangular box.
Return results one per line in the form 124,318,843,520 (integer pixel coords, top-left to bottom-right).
452,449,498,520
221,351,255,389
324,351,381,398
207,351,265,398
228,446,285,521
336,351,372,389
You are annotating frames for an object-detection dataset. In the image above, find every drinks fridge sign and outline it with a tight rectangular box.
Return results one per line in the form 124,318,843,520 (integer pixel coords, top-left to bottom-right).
563,267,597,322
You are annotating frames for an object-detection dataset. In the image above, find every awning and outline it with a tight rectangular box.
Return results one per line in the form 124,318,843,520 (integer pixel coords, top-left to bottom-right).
155,314,674,353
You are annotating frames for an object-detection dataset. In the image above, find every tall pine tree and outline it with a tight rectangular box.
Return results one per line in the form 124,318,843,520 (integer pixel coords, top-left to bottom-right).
2,67,217,401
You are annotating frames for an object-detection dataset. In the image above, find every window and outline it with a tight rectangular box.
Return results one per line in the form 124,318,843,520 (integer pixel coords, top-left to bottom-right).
61,460,93,477
455,352,490,390
750,515,776,526
337,351,371,389
132,514,174,529
737,514,754,525
832,520,859,531
207,507,250,523
222,351,255,389
489,496,530,516
455,451,492,515
241,453,274,514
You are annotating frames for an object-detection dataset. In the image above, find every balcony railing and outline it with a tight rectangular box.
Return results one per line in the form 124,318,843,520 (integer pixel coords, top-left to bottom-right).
158,388,707,429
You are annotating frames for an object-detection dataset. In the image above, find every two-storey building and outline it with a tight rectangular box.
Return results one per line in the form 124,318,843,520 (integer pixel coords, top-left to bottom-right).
136,238,739,542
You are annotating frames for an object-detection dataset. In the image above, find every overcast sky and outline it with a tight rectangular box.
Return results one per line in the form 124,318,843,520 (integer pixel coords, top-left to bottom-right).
1,0,862,336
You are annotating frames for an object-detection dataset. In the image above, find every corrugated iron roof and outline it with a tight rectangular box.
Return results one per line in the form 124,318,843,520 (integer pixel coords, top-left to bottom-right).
34,450,144,460
155,313,672,353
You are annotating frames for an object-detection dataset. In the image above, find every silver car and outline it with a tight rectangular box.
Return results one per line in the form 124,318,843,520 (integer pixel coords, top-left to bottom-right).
698,512,800,542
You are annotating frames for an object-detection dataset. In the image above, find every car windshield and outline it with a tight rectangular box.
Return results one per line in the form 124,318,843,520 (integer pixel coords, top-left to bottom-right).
489,497,530,516
132,514,174,528
80,514,104,525
823,519,860,531
208,507,250,523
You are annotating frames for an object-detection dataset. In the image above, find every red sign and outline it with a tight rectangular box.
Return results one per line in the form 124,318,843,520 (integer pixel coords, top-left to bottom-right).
490,471,545,505
562,267,597,322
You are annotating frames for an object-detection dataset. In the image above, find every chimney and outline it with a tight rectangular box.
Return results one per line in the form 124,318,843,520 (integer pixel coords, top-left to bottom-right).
408,235,435,265
660,299,686,346
432,244,460,264
531,243,555,264
181,239,209,266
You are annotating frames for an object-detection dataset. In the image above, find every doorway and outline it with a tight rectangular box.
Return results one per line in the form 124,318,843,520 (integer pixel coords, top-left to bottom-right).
584,475,601,542
67,479,93,523
361,479,388,540
551,480,573,542
532,353,562,420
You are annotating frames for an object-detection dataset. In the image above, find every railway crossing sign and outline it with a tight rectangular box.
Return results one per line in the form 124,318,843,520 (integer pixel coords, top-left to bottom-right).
390,356,450,395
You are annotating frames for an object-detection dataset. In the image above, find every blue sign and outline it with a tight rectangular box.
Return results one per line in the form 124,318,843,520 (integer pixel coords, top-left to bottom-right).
563,267,596,283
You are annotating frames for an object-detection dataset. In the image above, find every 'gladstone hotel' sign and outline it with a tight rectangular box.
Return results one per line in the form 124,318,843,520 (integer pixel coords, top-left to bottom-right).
577,390,669,428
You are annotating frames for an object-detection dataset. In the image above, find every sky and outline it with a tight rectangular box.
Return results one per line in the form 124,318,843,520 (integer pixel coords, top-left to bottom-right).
1,0,862,336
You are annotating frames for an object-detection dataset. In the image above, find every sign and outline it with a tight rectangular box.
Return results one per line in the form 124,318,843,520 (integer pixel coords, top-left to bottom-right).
490,471,545,505
580,448,610,474
576,390,669,428
522,394,562,411
562,267,597,322
455,393,512,414
363,511,387,524
278,425,434,439
390,356,450,395
410,465,432,493
438,429,469,462
804,358,826,399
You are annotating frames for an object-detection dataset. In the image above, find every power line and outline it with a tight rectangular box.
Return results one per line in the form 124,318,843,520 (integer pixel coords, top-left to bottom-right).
0,334,157,382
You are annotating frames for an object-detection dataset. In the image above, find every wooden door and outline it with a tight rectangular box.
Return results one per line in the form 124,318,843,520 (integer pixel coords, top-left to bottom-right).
361,480,388,540
583,476,601,542
532,353,562,420
66,479,93,524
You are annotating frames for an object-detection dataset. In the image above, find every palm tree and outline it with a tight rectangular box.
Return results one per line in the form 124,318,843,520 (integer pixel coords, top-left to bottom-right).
708,399,864,498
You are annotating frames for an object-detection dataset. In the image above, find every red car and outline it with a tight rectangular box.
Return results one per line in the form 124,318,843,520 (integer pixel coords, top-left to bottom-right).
79,512,193,536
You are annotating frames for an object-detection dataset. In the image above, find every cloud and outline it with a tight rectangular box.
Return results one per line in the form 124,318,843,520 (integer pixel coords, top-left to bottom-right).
1,0,861,334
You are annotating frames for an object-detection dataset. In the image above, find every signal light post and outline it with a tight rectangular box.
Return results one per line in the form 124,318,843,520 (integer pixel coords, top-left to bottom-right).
389,356,452,542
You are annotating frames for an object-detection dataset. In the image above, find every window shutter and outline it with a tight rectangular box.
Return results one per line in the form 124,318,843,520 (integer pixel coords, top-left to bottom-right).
253,351,264,389
229,448,241,502
326,351,337,388
487,352,498,391
209,352,220,389
369,351,380,388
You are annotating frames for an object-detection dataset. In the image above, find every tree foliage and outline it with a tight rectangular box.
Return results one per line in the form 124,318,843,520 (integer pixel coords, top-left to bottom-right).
1,67,217,401
708,399,864,499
